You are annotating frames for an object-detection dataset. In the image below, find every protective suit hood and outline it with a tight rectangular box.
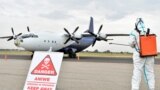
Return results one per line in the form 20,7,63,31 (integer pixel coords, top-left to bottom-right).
135,18,147,34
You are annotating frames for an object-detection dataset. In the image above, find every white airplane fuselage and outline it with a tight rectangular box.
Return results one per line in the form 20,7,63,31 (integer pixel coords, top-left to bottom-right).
15,31,74,51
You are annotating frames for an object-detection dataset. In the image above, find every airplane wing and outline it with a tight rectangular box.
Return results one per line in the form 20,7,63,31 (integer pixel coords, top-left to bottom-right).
106,34,129,36
81,33,94,37
83,32,129,46
81,33,129,37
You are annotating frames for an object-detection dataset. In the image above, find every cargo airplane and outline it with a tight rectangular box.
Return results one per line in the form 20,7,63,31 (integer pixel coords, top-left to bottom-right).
0,17,129,58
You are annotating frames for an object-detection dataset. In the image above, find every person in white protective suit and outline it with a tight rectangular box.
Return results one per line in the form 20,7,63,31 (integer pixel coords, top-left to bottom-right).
129,18,155,90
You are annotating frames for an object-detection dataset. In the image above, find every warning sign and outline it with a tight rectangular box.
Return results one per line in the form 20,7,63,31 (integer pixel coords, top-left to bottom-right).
31,55,57,76
23,51,63,90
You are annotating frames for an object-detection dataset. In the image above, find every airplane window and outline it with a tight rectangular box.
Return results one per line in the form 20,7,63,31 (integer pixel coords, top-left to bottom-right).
48,40,50,43
44,40,46,42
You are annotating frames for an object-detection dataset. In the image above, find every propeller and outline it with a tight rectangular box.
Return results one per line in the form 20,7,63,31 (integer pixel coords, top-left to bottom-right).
0,27,22,41
88,24,112,46
27,26,30,32
64,26,79,44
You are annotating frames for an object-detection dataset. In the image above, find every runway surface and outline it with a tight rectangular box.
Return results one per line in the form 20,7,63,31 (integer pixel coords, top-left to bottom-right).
0,55,160,90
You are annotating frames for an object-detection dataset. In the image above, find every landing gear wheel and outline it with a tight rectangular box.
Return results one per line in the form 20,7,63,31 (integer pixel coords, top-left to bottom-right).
68,49,77,58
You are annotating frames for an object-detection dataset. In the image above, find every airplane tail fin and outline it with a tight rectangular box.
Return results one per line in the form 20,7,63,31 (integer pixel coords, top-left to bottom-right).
89,17,94,33
84,17,94,33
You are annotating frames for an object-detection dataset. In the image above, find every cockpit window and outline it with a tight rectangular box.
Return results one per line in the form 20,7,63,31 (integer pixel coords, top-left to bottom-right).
21,33,38,39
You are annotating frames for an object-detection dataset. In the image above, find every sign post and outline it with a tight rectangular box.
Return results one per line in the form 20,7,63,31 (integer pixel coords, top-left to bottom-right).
23,51,63,90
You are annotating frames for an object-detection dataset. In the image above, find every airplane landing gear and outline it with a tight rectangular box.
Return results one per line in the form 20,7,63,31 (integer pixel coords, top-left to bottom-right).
68,49,77,58
68,53,76,58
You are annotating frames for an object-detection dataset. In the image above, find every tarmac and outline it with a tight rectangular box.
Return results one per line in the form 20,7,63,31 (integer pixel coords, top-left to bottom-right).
0,55,160,90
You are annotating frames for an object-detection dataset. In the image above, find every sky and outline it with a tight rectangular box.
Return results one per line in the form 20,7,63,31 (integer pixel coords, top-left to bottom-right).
0,0,160,52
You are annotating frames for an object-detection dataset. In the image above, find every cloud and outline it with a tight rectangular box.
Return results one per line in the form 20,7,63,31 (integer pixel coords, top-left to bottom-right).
89,0,160,20
40,10,73,20
0,0,160,21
